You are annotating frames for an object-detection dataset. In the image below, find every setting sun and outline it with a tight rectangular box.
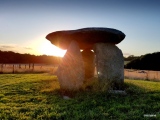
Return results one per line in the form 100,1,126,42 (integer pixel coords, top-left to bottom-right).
39,40,66,57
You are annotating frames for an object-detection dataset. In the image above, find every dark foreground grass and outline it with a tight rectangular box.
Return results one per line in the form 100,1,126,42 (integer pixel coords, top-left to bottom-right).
0,74,160,120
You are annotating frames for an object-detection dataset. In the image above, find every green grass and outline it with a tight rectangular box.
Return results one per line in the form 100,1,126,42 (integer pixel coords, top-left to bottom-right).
0,74,160,120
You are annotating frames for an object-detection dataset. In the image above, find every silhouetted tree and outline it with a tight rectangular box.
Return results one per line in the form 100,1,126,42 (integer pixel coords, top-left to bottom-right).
125,52,160,71
0,50,61,64
124,55,139,61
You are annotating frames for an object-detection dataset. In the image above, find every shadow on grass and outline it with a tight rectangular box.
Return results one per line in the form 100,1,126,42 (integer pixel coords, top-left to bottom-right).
124,82,146,94
38,79,160,99
124,81,160,95
2,76,160,99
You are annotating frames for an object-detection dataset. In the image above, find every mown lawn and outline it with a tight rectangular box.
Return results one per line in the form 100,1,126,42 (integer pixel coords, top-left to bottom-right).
0,74,160,120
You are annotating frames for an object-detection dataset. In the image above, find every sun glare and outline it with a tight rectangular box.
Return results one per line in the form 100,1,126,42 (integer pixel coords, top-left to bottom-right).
39,40,66,57
29,35,66,57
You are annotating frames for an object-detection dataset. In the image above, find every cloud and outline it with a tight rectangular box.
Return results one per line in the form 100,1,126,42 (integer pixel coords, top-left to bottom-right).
0,45,15,49
0,44,24,51
23,47,33,50
123,53,132,57
0,44,17,52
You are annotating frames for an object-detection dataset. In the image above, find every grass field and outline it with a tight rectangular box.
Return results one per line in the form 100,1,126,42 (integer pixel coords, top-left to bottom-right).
0,74,160,119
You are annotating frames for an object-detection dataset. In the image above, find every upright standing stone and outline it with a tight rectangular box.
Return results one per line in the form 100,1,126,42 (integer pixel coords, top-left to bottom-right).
57,41,85,91
81,49,95,79
94,43,124,90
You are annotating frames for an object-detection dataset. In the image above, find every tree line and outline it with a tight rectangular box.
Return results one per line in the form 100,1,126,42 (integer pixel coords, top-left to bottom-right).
124,55,139,61
2,50,159,71
0,50,61,64
125,52,160,71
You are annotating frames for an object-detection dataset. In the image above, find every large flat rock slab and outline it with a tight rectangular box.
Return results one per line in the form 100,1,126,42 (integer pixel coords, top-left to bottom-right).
46,27,125,49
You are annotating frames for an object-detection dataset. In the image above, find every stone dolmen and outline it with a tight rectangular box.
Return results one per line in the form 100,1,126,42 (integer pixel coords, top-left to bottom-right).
46,27,125,92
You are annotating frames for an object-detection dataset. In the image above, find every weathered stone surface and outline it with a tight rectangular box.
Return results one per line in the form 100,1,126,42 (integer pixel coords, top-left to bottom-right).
63,96,71,100
46,27,125,49
108,90,127,95
56,41,85,91
81,49,95,79
94,43,124,90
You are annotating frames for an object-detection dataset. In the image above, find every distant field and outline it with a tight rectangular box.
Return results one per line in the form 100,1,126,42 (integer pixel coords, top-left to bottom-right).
125,69,160,81
0,64,57,74
1,63,160,82
0,74,160,119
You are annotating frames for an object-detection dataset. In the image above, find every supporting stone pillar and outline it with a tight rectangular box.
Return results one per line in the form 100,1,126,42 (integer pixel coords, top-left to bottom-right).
94,43,124,90
57,41,85,92
81,49,95,79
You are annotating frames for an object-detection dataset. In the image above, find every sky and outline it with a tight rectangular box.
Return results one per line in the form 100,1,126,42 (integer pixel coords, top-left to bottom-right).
0,0,160,57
